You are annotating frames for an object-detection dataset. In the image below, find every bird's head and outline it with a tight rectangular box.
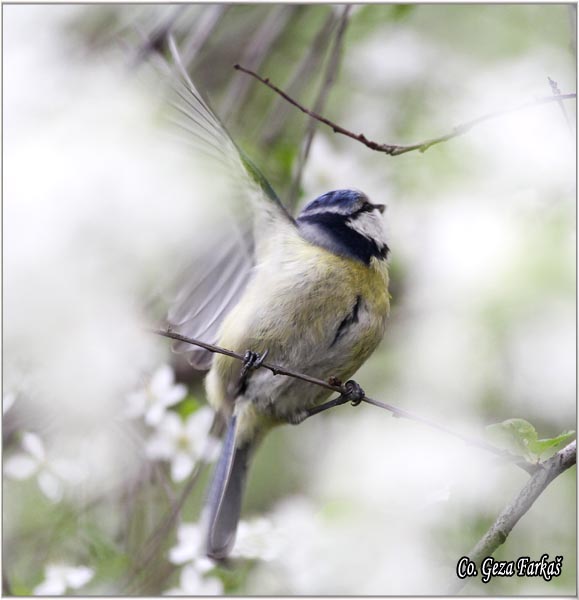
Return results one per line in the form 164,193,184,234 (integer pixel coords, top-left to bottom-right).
296,189,389,265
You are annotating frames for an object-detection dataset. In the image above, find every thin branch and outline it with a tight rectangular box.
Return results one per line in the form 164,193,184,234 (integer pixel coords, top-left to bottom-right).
122,456,208,594
288,4,351,206
149,327,537,474
547,76,572,132
449,440,576,594
234,64,577,156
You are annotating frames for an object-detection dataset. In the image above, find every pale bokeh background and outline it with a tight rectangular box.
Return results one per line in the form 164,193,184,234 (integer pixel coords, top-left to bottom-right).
3,4,576,595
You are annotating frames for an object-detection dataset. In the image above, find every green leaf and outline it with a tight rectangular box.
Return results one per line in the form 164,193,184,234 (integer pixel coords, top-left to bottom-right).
486,418,575,461
527,430,575,458
486,418,537,459
174,395,201,418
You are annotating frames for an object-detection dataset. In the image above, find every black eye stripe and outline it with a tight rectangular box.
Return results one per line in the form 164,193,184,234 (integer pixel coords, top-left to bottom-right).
297,212,389,265
354,204,374,215
350,203,383,218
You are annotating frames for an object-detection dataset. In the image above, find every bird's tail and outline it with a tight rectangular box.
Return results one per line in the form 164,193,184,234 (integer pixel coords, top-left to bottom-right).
203,414,252,559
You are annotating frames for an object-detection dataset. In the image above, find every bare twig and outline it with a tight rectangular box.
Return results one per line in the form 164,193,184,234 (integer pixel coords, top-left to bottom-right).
234,64,577,156
547,76,572,132
449,440,577,594
122,457,209,594
289,4,351,206
149,327,537,474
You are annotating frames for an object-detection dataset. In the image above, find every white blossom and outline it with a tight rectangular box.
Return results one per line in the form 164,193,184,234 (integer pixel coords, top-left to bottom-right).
169,516,280,569
33,563,94,595
4,432,83,503
168,522,216,575
126,365,187,426
232,517,282,561
146,408,219,482
164,564,222,596
3,392,16,414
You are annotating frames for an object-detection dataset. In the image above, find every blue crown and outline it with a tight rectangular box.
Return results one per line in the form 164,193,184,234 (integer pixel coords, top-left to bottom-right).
297,189,389,265
299,189,369,218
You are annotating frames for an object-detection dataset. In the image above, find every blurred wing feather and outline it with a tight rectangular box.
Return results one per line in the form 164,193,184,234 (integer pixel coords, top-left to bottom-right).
161,40,295,369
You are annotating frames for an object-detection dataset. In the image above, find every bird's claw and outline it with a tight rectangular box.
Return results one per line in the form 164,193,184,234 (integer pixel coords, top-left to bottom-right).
242,349,269,371
292,380,365,422
343,380,365,406
236,350,270,396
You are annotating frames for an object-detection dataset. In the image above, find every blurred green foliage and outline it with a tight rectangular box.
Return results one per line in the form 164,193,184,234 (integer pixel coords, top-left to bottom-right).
4,3,575,596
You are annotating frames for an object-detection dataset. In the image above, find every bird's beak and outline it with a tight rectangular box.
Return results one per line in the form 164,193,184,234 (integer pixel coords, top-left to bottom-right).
374,203,386,214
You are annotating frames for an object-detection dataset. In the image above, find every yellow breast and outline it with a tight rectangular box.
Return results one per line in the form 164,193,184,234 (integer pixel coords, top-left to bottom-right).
206,229,390,413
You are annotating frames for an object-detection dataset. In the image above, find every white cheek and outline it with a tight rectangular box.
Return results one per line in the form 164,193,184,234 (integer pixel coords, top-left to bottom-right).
348,212,387,246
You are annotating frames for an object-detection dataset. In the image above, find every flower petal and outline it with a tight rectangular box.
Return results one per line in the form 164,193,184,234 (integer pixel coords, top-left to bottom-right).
199,576,223,595
201,436,221,464
171,453,194,483
194,557,216,574
233,517,280,561
169,542,197,565
145,435,175,460
177,523,201,543
64,566,94,588
185,408,214,437
162,384,187,407
150,365,174,395
38,471,63,503
158,412,183,437
34,578,67,596
4,454,38,479
179,564,203,592
52,459,84,484
169,523,202,564
145,403,166,427
34,566,67,596
22,432,45,461
3,392,16,414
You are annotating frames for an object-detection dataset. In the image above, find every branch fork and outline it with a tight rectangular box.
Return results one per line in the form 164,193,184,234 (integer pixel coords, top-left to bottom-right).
234,63,576,156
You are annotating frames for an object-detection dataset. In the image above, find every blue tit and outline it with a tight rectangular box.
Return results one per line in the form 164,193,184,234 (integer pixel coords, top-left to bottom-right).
162,50,390,560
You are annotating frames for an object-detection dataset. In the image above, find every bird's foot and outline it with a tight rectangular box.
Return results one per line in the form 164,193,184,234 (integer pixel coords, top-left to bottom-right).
289,380,366,424
342,380,365,406
242,349,269,371
236,349,269,396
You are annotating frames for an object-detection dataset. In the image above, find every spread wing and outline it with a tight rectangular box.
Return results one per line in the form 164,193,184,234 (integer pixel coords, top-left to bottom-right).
159,38,296,369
